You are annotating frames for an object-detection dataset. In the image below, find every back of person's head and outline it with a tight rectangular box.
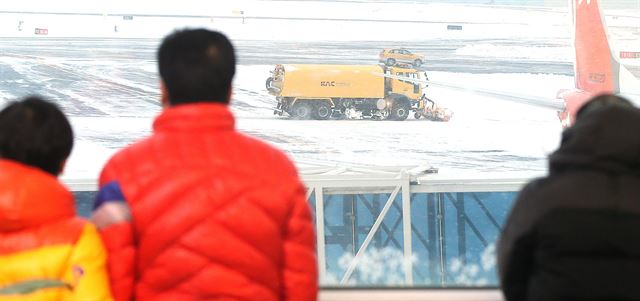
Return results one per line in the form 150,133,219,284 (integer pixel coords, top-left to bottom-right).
576,94,634,121
552,94,640,173
0,96,73,176
158,28,236,106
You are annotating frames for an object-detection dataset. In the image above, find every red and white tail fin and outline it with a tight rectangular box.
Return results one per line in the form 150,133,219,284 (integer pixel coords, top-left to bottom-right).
571,0,618,94
557,0,627,126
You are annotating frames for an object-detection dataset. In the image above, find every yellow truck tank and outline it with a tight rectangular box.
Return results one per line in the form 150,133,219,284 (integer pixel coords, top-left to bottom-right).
277,64,385,99
267,64,426,121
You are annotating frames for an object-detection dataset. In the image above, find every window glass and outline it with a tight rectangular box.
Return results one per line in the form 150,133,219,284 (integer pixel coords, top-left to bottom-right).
3,0,639,289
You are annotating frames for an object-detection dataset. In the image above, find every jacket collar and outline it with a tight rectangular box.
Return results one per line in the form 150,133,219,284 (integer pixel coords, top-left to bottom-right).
0,160,74,232
153,103,235,133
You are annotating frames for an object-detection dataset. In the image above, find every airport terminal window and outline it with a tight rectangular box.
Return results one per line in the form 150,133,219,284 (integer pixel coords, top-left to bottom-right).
2,0,639,289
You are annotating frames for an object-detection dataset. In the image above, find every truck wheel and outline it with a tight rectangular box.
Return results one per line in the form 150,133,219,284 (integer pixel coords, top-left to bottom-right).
390,100,410,121
291,101,312,120
386,58,396,66
313,102,331,120
413,59,422,68
265,77,273,90
414,112,421,119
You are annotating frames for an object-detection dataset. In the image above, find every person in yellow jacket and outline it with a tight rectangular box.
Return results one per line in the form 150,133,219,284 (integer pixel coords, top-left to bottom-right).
0,96,113,301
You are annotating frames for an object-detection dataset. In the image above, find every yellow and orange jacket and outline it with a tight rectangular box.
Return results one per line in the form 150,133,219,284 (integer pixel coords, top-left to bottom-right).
0,159,113,301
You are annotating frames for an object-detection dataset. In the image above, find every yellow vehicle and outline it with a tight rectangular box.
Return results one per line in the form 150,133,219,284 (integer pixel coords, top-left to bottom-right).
379,48,425,68
266,64,427,120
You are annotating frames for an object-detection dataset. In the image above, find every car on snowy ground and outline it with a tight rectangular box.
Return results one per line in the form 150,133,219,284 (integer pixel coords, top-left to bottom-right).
379,48,425,68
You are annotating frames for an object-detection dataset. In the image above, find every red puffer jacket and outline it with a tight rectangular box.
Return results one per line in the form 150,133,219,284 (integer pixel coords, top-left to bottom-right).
97,103,317,301
0,160,112,301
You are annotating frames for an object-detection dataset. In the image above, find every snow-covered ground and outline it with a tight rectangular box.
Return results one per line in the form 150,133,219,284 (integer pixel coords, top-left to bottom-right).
234,65,566,174
57,64,567,180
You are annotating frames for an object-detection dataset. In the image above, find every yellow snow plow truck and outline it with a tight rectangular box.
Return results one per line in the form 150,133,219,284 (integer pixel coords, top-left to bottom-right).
266,64,437,120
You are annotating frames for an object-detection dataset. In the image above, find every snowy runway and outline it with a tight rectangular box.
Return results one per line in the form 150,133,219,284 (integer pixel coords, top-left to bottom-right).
0,37,569,179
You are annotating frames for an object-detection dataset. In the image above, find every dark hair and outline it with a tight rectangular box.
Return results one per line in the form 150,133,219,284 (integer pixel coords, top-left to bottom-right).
158,29,236,105
0,96,73,175
576,94,634,120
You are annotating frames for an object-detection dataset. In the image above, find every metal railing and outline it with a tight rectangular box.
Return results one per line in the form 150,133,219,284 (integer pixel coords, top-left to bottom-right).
299,168,530,287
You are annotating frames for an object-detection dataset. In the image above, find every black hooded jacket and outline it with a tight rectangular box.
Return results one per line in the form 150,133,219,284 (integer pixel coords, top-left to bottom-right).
498,104,640,301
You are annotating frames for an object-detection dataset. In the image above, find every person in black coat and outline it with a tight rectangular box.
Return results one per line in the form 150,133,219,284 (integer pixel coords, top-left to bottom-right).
498,94,640,301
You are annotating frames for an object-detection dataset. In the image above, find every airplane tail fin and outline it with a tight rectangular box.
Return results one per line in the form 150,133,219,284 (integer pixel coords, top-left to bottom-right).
571,0,619,95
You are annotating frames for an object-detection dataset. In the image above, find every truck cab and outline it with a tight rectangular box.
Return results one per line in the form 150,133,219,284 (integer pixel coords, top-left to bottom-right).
382,66,424,120
385,66,422,100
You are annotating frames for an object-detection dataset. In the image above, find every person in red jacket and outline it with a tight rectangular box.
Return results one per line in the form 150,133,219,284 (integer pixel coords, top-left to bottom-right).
91,29,318,301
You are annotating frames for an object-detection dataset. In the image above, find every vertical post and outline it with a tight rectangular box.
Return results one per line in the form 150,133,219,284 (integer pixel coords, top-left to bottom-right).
401,171,413,285
350,195,357,256
437,193,446,286
314,186,327,282
372,194,382,249
427,193,438,282
457,193,467,264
